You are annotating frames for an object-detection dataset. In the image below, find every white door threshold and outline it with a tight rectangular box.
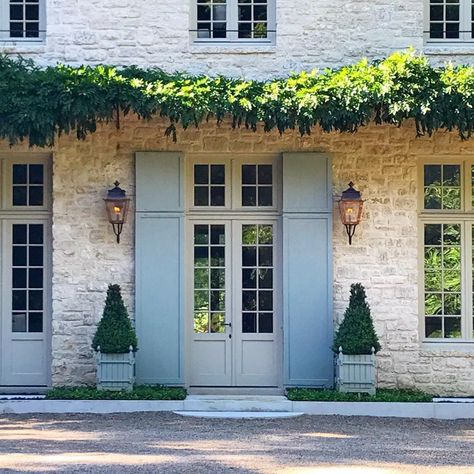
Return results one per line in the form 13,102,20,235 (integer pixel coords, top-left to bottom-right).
183,395,292,412
174,411,303,419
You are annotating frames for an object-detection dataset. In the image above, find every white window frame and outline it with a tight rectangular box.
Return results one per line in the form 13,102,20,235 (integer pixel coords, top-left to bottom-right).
424,0,474,44
0,0,46,42
190,0,276,45
186,154,280,213
418,157,474,343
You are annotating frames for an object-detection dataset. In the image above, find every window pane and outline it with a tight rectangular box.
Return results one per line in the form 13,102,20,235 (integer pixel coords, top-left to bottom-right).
29,224,43,244
258,186,272,206
258,313,273,333
194,312,209,333
13,224,27,244
194,187,209,206
28,312,43,332
425,316,442,338
194,225,209,245
242,312,256,332
243,268,257,288
210,313,225,333
211,225,225,245
13,246,27,266
29,186,44,206
13,164,27,184
210,165,225,184
13,187,27,206
242,165,256,184
210,290,225,310
12,290,26,310
210,186,225,206
242,186,257,206
446,22,459,39
194,165,209,184
425,224,442,245
12,313,27,332
242,225,257,245
194,268,209,289
258,165,272,184
194,247,209,266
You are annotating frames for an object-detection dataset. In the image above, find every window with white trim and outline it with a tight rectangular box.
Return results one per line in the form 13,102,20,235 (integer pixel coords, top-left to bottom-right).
426,0,474,42
192,0,275,43
420,160,474,341
0,0,45,41
188,156,279,210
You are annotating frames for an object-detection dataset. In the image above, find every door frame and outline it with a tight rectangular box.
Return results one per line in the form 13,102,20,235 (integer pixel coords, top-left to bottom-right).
0,153,52,388
184,215,283,388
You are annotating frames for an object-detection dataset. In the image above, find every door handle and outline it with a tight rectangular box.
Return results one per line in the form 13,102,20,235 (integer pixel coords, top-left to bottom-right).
223,322,232,328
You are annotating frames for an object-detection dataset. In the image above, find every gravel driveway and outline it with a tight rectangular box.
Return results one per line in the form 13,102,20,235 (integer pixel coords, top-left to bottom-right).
0,413,472,473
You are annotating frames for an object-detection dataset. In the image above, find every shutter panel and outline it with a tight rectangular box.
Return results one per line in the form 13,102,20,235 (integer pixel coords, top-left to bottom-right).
283,152,333,387
135,152,184,385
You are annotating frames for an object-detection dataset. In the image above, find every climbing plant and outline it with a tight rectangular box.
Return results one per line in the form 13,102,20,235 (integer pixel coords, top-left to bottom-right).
1,49,474,147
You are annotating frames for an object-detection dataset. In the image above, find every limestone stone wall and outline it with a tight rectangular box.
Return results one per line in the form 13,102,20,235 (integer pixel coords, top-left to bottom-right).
4,117,473,394
40,117,473,395
0,0,459,77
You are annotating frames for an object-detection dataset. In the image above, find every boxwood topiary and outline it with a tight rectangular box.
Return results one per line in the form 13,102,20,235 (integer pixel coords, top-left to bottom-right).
333,283,381,355
92,284,138,353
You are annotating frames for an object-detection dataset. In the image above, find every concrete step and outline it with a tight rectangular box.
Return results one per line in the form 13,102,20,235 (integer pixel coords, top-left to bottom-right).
183,395,292,412
175,411,303,419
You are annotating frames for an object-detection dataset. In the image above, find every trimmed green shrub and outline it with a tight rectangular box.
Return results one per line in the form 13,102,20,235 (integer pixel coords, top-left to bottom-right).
333,283,381,355
92,284,138,353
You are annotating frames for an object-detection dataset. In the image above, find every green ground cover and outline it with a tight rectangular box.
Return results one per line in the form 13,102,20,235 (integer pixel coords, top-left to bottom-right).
45,385,187,400
286,388,434,402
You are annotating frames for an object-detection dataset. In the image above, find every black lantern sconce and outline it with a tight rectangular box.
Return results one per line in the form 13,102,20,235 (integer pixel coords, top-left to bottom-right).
338,182,364,245
104,181,130,243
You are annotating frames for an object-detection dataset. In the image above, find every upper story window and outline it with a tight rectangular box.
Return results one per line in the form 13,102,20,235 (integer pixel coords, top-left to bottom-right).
192,0,276,44
426,0,473,42
0,0,45,41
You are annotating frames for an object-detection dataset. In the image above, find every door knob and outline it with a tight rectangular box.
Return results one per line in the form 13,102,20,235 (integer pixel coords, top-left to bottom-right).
223,322,232,327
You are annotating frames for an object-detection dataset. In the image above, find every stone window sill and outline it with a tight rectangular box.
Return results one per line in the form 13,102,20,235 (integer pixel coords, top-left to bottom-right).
421,342,474,353
0,41,46,54
190,43,276,55
424,44,474,55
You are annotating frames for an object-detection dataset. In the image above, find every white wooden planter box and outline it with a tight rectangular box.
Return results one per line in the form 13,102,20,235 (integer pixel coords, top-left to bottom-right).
96,347,135,391
335,347,376,395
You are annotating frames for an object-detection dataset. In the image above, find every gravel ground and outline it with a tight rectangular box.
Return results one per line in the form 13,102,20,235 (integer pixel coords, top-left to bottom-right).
0,413,472,473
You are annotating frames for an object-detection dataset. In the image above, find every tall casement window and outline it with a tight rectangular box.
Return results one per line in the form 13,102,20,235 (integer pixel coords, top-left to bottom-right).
420,160,474,341
426,0,474,42
192,0,276,43
0,0,45,41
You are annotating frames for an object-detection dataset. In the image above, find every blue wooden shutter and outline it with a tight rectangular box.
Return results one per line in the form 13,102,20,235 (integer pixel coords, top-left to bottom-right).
135,152,184,385
282,152,333,387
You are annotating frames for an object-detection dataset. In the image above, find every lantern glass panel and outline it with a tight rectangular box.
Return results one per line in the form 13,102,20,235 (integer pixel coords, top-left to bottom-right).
105,199,130,224
339,200,363,225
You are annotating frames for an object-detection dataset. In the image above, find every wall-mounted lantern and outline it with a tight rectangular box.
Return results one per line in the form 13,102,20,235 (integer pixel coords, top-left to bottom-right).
104,181,130,244
338,182,364,245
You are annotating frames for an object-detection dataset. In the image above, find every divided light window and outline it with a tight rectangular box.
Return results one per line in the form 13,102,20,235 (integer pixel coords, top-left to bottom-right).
427,0,474,41
193,0,275,43
0,0,45,41
421,161,474,341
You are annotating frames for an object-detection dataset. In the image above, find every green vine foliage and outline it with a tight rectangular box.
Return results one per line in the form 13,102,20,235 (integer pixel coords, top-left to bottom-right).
2,49,474,147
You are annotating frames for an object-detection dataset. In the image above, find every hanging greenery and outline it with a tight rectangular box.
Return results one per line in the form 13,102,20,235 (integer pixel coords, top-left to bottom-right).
1,49,474,147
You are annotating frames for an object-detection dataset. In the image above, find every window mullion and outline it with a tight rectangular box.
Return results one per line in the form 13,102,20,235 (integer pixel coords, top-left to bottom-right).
228,0,237,42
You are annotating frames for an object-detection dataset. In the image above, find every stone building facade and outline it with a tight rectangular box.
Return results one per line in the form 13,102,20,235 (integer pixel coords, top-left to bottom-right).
0,0,474,394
